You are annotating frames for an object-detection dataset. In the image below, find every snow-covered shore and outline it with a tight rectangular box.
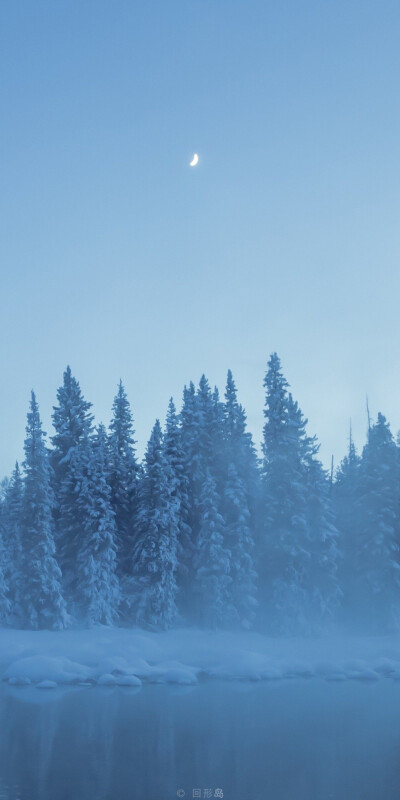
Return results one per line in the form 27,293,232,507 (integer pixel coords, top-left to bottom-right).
2,628,400,689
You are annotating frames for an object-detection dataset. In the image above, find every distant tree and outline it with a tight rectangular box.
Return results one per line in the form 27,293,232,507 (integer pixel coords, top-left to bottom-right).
131,420,179,629
2,462,24,622
194,470,231,628
334,426,361,622
51,365,94,487
22,392,67,630
223,369,260,543
0,523,10,625
261,354,341,633
163,399,192,614
180,381,199,560
352,413,400,631
108,381,139,575
224,463,257,629
266,393,312,633
75,425,120,626
305,452,342,629
210,386,227,489
51,366,94,596
195,375,215,482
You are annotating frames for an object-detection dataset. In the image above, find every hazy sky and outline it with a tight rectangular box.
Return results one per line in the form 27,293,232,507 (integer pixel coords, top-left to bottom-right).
1,0,400,477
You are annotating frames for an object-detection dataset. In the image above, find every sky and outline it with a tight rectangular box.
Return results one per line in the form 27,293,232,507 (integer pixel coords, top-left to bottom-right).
1,0,400,477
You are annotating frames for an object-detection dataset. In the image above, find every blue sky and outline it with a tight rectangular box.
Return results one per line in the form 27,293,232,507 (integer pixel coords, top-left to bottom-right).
1,0,400,475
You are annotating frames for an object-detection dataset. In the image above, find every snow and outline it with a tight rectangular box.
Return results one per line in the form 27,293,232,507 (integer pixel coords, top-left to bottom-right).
2,627,400,689
36,680,58,689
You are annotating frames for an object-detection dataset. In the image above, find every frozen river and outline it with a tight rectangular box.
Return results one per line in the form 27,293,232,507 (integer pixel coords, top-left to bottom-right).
1,679,400,800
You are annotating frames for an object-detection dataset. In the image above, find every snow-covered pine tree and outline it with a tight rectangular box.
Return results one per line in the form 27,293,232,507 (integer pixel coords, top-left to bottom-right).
108,381,139,575
194,469,231,628
210,386,227,490
51,366,94,486
305,452,342,630
195,375,215,479
261,353,337,634
0,521,10,625
51,367,94,597
22,392,68,630
223,463,257,629
260,353,291,623
75,424,120,626
353,413,400,632
267,393,311,633
179,377,218,613
223,370,260,537
333,426,361,624
180,381,199,530
2,462,23,623
131,420,179,629
163,399,191,615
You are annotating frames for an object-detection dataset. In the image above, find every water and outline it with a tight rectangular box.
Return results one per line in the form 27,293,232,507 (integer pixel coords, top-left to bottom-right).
1,680,400,800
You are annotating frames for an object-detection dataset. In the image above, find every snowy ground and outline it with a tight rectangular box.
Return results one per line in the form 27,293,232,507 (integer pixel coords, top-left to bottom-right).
2,627,400,689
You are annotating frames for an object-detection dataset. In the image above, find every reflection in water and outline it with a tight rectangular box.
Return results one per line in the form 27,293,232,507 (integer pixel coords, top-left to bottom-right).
1,680,400,800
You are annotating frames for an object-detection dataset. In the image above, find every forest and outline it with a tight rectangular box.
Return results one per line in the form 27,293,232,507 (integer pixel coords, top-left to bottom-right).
0,353,398,636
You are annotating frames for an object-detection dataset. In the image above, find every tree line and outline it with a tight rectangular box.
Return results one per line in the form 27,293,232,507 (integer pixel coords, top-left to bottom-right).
0,353,399,635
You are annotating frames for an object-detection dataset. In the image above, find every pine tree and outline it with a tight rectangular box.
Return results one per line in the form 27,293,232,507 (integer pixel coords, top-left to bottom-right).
223,463,257,629
163,399,192,612
194,470,231,628
109,381,139,575
22,392,67,630
75,425,120,626
2,462,24,622
353,413,400,631
195,375,215,479
305,453,342,629
210,386,227,489
262,353,289,467
0,522,10,625
334,426,361,623
51,366,94,486
180,378,215,609
261,354,340,633
131,420,179,629
267,393,311,633
223,370,260,541
51,367,94,596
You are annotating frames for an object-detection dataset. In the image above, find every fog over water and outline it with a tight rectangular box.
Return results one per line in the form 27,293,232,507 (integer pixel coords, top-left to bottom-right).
1,681,400,800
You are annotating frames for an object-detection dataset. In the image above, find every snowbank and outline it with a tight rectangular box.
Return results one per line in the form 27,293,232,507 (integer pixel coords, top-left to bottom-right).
1,627,400,689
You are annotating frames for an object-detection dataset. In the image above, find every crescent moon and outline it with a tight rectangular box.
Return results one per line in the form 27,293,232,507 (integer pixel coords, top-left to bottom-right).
190,153,199,167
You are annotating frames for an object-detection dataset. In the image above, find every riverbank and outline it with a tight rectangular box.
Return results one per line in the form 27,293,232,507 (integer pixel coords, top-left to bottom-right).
1,627,400,688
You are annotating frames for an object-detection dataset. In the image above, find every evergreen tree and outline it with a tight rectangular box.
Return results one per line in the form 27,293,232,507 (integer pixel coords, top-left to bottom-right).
223,370,260,537
131,420,179,629
51,366,94,486
353,413,400,631
261,354,340,633
22,392,67,630
210,386,227,488
163,399,192,610
195,375,215,478
266,393,311,633
180,378,216,607
109,381,139,575
194,470,231,628
0,514,10,624
334,426,361,622
75,425,120,626
224,463,257,629
51,367,94,596
2,462,23,622
305,453,342,629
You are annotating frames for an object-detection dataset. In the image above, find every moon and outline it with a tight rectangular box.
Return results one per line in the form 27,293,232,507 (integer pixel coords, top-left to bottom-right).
190,153,199,167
